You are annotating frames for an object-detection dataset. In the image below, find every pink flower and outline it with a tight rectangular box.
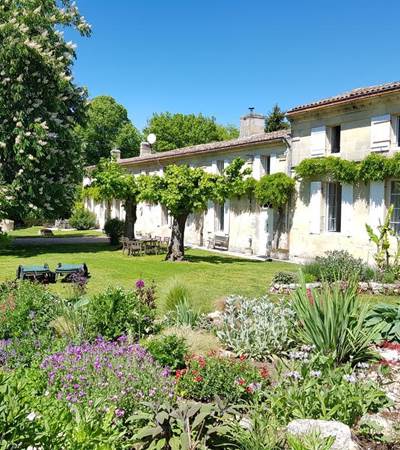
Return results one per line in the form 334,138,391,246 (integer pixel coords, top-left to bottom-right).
135,279,145,289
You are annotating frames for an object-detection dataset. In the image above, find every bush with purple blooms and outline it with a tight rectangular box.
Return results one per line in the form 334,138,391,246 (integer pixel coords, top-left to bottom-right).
85,284,157,341
41,337,175,417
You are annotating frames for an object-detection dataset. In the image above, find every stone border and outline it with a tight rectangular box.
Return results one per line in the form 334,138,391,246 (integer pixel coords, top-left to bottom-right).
270,281,400,295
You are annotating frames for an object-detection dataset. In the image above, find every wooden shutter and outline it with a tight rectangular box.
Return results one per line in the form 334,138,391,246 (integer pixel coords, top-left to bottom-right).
311,126,326,156
369,181,385,230
371,115,391,151
309,181,322,234
341,184,353,236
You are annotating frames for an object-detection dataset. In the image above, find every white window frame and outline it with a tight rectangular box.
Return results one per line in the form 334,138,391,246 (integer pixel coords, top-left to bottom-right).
389,180,400,235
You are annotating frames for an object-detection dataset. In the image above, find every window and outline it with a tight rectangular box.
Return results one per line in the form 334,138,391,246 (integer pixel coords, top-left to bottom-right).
330,126,341,153
397,117,400,147
261,155,271,175
390,181,400,234
311,126,326,156
326,182,342,232
216,160,224,174
215,203,225,232
371,115,391,151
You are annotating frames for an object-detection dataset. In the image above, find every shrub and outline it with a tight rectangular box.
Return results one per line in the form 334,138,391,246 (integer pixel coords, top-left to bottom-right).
104,218,124,245
143,334,188,370
365,302,400,343
0,281,58,340
310,250,368,282
163,280,200,327
268,354,389,427
85,285,157,341
0,232,11,249
41,338,175,418
217,295,295,359
164,280,192,312
272,271,298,285
69,204,96,230
292,276,379,364
176,354,269,403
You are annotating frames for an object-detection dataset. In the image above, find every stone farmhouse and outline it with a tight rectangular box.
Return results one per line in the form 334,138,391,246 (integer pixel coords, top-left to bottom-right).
85,82,400,263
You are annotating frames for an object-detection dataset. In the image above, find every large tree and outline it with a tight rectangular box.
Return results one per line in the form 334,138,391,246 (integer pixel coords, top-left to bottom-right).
0,0,91,221
139,158,252,261
88,159,139,238
255,172,295,250
264,104,290,133
77,96,142,165
143,112,239,152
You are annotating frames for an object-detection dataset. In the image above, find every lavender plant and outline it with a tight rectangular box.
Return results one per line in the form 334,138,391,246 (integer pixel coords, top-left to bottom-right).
41,337,175,418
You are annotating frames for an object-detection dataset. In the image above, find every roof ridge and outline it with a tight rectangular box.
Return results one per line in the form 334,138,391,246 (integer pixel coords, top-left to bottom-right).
287,81,400,114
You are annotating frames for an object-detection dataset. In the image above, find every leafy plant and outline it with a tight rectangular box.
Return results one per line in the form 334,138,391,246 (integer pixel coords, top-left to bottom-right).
268,354,389,427
164,280,192,312
292,275,379,364
308,250,369,283
143,334,188,371
272,271,298,285
85,285,157,340
104,217,124,245
176,355,269,403
365,302,400,343
69,203,97,230
286,432,335,450
217,402,285,450
217,295,295,359
366,205,397,271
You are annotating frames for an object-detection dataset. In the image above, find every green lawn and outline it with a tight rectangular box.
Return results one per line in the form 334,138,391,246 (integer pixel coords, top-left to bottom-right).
9,226,104,238
0,243,297,311
0,242,397,310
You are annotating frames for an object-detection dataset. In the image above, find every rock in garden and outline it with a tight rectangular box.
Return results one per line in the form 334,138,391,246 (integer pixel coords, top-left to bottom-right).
287,419,358,450
359,412,400,444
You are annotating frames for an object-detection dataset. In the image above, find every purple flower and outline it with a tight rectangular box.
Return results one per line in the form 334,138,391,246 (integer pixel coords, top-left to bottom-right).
135,279,145,289
115,408,125,417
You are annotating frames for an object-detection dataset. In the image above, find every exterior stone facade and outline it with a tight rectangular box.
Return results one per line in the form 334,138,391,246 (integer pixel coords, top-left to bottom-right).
85,82,400,263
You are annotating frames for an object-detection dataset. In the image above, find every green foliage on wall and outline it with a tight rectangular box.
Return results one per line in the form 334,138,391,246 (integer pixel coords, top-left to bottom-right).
295,153,400,184
254,172,295,210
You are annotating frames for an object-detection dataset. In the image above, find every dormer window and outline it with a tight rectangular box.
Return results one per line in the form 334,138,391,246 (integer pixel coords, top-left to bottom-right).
330,125,341,153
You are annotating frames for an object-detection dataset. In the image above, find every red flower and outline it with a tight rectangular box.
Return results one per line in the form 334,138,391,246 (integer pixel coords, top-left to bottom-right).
260,367,269,379
197,357,206,368
237,378,246,386
239,355,247,361
194,375,203,382
175,369,187,379
246,386,254,393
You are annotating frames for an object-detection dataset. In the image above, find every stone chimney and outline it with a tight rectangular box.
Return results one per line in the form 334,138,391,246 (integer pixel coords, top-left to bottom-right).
110,148,121,160
140,141,153,157
239,108,265,137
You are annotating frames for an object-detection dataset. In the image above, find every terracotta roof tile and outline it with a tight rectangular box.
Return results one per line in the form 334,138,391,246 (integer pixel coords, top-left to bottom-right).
287,81,400,115
117,129,290,167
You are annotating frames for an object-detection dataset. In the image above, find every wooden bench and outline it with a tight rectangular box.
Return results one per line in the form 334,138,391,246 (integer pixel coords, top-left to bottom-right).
208,233,229,250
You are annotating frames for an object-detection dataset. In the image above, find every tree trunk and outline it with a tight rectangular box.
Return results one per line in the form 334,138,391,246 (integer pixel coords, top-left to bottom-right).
166,214,188,261
124,199,137,239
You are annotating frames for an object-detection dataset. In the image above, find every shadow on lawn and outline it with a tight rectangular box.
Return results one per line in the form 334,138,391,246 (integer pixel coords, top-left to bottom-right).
184,253,262,265
1,243,117,258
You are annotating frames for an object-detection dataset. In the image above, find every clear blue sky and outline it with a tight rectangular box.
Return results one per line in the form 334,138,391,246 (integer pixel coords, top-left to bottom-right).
68,0,400,130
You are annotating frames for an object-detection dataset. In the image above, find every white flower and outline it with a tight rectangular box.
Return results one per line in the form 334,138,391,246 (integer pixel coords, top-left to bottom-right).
343,374,357,383
27,411,38,421
310,370,321,378
0,142,6,149
28,154,34,160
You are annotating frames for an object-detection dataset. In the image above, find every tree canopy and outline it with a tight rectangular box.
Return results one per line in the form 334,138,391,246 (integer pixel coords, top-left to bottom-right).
139,158,251,261
77,96,142,165
0,0,91,221
87,159,139,238
264,104,290,133
143,112,239,152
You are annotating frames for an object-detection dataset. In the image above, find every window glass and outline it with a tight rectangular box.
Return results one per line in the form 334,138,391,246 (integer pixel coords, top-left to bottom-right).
327,182,342,232
215,203,225,232
331,126,341,153
390,181,400,234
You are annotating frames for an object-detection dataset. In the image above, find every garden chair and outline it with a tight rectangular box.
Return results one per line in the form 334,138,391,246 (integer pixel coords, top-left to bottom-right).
121,237,130,255
129,240,143,256
55,263,89,282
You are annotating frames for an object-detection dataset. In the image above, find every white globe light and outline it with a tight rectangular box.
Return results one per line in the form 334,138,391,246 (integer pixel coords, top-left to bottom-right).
147,133,156,145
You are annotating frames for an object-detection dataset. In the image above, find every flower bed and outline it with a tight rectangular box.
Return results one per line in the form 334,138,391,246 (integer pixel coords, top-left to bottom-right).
270,281,400,295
